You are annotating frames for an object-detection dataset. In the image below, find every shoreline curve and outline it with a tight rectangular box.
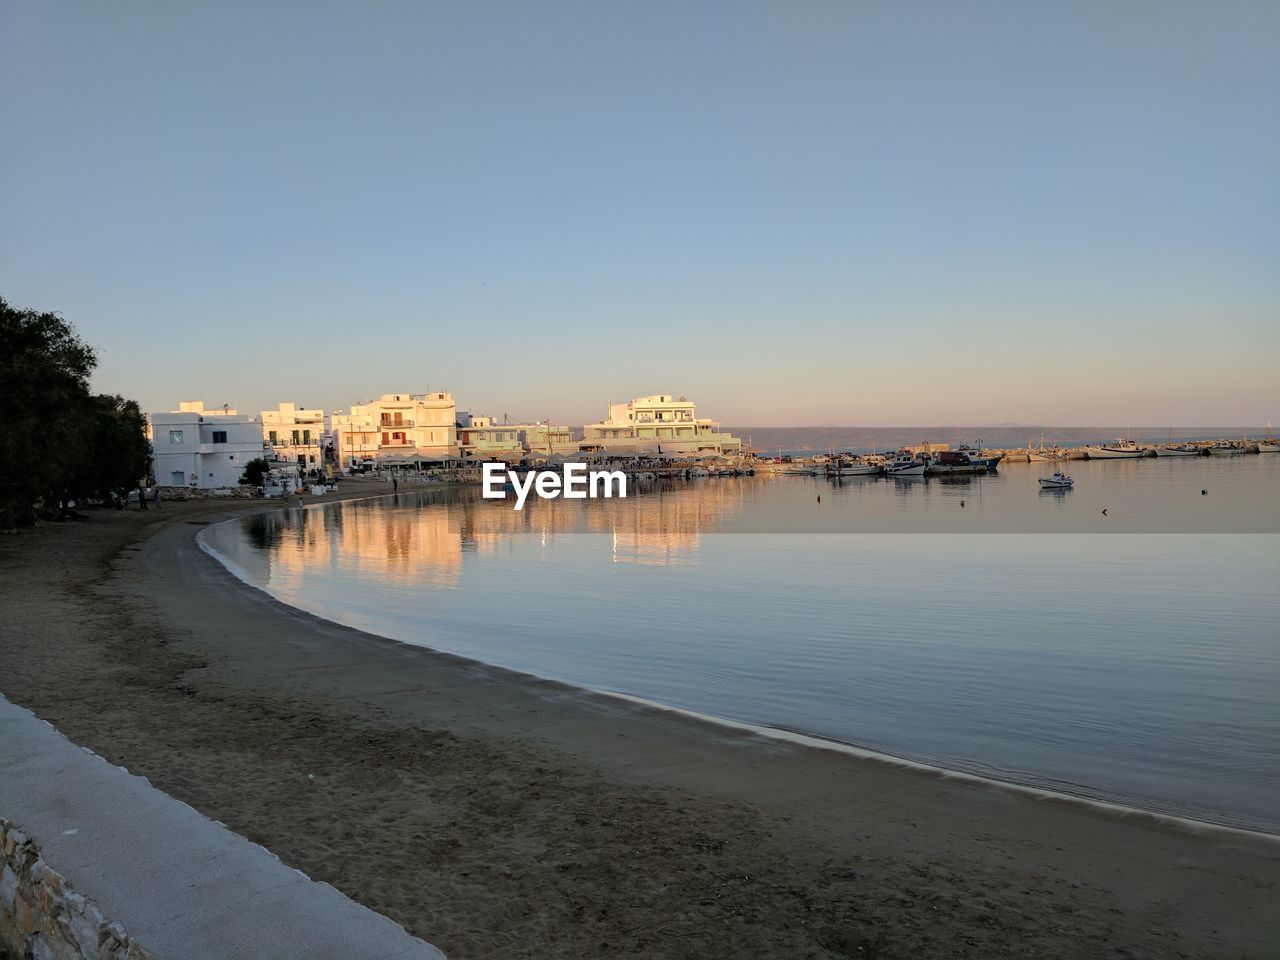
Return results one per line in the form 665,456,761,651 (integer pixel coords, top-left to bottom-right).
194,506,1280,844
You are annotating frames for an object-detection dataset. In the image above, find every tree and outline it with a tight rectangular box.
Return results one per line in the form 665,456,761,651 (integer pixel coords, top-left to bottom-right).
0,296,149,526
240,457,270,487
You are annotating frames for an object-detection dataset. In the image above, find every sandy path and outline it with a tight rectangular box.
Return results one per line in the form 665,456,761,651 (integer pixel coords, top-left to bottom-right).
1,492,1277,959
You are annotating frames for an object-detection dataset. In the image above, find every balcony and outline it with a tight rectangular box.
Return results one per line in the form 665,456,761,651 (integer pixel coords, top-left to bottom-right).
379,437,414,447
379,419,415,429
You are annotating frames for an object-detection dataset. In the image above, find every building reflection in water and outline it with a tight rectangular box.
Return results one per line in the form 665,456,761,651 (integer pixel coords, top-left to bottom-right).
248,479,753,590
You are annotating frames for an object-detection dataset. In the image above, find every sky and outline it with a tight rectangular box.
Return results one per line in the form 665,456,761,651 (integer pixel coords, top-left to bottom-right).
2,1,1277,427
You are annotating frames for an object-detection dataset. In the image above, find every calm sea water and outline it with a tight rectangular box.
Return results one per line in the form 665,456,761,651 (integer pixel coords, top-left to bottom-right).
201,456,1280,832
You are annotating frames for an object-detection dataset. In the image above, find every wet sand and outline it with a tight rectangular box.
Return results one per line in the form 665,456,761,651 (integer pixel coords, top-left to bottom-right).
1,488,1277,959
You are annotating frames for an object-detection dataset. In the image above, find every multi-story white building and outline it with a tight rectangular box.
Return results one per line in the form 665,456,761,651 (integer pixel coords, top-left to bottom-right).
260,403,329,470
455,413,524,460
515,422,578,457
332,392,457,467
582,395,742,454
150,401,267,488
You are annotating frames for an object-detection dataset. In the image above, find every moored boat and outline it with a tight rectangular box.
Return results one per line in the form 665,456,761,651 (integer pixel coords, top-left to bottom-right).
1206,440,1247,456
1257,421,1278,452
954,443,1001,470
1086,438,1148,459
924,450,987,475
1038,472,1074,489
884,452,926,476
826,455,882,477
1155,443,1203,457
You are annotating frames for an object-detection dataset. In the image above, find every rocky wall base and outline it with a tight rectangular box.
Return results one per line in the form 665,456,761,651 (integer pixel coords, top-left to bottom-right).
0,820,151,960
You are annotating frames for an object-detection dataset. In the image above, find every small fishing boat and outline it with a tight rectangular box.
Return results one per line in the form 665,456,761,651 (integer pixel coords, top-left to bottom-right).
1038,472,1074,489
826,455,882,477
884,453,926,477
1257,421,1278,452
954,443,1001,470
1086,438,1148,459
1155,443,1203,457
924,450,987,475
1206,441,1247,456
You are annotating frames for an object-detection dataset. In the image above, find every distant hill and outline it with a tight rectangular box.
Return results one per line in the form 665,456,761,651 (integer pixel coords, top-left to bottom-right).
726,426,1268,454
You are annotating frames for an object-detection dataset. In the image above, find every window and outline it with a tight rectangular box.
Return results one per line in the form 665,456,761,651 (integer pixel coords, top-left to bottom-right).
269,431,278,444
212,430,227,444
303,429,311,445
170,471,185,484
169,430,184,444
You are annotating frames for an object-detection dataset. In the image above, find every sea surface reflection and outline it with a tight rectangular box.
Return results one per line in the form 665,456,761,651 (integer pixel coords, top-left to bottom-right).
203,462,1280,832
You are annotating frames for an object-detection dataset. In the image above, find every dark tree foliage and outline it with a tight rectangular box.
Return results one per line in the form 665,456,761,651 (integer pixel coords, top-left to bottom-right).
0,296,150,526
239,457,270,487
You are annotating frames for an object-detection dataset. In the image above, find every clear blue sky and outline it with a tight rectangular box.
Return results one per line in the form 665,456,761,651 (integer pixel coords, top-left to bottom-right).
2,1,1277,426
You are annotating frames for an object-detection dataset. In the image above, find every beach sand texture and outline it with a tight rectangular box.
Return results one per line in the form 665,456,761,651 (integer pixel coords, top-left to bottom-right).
1,488,1277,959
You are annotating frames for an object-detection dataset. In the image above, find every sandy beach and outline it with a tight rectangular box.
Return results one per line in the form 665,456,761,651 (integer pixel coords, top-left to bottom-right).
1,487,1277,959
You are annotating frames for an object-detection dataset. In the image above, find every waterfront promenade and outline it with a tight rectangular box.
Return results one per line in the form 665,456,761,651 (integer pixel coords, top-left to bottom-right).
0,695,442,960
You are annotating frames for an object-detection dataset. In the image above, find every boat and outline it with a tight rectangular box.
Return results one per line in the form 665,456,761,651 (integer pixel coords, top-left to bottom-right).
1085,438,1148,459
1257,421,1278,453
1206,440,1247,456
1038,472,1074,489
924,450,987,475
1155,443,1203,457
826,455,882,477
1025,437,1065,462
884,452,926,477
954,443,1001,470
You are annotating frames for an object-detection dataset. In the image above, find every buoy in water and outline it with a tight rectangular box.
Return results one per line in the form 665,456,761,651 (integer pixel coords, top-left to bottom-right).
1201,489,1207,495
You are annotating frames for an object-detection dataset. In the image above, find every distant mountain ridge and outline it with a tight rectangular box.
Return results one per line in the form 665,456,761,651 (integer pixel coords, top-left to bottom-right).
726,426,1270,454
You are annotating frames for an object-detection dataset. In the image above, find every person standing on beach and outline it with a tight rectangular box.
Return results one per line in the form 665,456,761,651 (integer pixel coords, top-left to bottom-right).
153,487,161,509
137,484,148,510
393,477,399,493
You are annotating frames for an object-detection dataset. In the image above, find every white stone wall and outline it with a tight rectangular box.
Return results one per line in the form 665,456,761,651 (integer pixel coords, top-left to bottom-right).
1,819,152,960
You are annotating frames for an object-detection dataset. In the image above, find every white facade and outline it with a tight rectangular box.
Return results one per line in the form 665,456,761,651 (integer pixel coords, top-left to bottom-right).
261,403,329,470
333,392,457,466
455,412,524,460
582,395,742,454
151,401,267,488
515,422,578,457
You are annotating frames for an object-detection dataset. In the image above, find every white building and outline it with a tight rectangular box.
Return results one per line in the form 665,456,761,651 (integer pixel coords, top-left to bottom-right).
515,422,578,458
455,412,524,460
582,395,742,455
150,401,267,488
332,392,457,467
260,403,329,470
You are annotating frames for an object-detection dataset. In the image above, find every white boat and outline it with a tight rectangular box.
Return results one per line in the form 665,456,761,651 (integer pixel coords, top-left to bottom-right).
1257,422,1278,452
1086,438,1148,459
1025,437,1065,463
1206,441,1246,456
1155,443,1203,457
826,455,882,477
884,453,926,476
1038,472,1074,489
